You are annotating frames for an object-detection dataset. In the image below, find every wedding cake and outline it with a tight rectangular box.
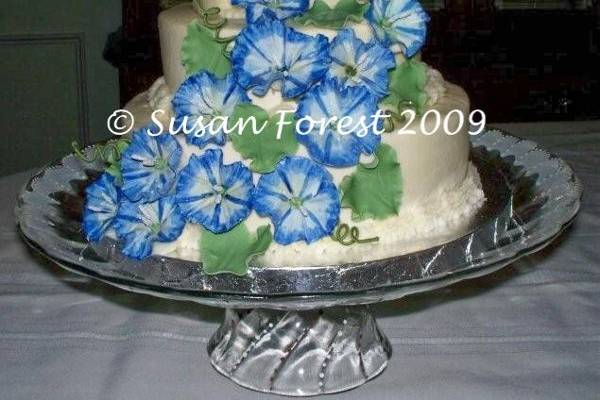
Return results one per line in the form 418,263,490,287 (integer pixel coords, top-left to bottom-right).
84,0,485,274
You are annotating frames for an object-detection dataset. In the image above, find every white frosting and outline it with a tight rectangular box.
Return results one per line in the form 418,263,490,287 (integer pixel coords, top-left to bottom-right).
425,68,447,106
123,2,485,267
147,77,172,111
248,88,297,113
158,5,198,92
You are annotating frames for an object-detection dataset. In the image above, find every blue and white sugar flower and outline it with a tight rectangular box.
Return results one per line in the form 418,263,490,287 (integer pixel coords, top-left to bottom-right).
232,15,330,99
232,0,309,23
172,72,250,148
120,128,182,203
296,79,381,167
327,28,395,98
176,149,254,234
113,196,186,260
83,173,120,242
365,0,430,57
254,156,340,245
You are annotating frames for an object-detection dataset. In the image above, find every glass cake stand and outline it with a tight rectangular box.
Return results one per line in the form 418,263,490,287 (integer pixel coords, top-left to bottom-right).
16,129,582,396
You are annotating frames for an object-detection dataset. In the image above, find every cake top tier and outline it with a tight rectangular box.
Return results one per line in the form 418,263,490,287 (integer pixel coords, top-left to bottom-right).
194,0,429,55
159,0,430,93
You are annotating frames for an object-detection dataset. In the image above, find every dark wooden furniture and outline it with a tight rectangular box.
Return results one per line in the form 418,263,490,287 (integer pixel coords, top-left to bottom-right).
111,0,600,121
106,0,163,104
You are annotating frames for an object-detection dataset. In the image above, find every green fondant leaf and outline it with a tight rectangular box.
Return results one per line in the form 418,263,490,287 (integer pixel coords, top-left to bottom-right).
200,224,273,276
228,104,299,173
182,21,231,78
339,144,403,221
381,59,429,116
105,164,123,183
294,0,368,29
114,138,130,155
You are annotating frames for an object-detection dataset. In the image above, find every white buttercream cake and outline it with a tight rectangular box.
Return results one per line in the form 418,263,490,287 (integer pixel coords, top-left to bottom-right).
85,0,485,271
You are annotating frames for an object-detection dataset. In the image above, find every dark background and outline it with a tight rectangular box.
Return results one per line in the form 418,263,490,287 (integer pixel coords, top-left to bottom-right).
110,0,600,122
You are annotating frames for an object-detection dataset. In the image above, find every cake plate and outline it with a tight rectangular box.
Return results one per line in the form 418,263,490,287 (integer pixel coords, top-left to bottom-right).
16,129,581,396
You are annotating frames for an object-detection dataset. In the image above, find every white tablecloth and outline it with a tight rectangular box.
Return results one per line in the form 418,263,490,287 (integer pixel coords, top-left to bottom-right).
1,122,599,399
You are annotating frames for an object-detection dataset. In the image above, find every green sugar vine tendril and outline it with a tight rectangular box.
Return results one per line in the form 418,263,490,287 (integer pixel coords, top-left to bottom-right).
382,105,416,133
72,139,130,183
331,223,379,246
193,1,237,46
71,140,129,164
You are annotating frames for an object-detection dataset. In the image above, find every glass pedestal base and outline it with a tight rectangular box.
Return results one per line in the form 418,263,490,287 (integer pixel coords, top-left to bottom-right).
208,307,392,396
17,129,583,396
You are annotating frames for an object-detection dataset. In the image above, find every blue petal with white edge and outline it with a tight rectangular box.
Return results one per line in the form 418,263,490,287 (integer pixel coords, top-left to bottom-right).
113,196,186,260
172,72,250,148
365,0,430,57
83,173,120,242
254,156,340,245
120,128,182,203
232,0,309,23
175,149,254,233
296,79,381,167
327,28,395,98
231,15,330,98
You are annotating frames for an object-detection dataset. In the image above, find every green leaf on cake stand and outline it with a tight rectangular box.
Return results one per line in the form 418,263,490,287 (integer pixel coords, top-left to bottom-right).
381,59,429,117
294,0,368,29
182,21,231,78
339,144,403,221
200,224,273,276
229,104,299,173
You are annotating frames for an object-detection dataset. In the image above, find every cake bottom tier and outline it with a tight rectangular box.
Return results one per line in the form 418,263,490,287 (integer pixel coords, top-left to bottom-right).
154,161,483,266
126,81,485,267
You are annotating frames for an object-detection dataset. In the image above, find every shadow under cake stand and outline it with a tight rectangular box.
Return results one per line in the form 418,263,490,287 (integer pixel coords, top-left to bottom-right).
16,129,582,396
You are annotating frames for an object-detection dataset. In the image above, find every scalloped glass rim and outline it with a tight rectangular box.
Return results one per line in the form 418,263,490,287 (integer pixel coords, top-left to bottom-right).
15,129,582,310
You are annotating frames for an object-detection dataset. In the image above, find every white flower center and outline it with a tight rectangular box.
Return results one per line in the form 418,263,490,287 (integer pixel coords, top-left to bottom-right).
213,184,226,205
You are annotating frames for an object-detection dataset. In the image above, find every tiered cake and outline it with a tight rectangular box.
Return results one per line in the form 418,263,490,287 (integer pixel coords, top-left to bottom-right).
85,0,485,274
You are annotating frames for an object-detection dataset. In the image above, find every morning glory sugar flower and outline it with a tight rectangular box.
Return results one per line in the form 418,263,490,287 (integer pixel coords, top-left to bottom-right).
254,156,340,245
232,0,309,23
120,128,182,203
295,79,382,167
113,196,186,260
327,28,395,98
175,149,254,234
231,15,330,98
365,0,430,57
83,173,120,242
172,72,250,148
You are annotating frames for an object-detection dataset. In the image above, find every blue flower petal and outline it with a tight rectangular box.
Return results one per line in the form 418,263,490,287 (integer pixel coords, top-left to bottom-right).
327,29,395,98
120,129,182,203
296,79,382,167
254,156,340,244
113,196,186,260
232,16,330,98
82,173,120,242
121,231,153,260
232,0,309,23
172,72,250,148
365,0,430,57
175,149,254,233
